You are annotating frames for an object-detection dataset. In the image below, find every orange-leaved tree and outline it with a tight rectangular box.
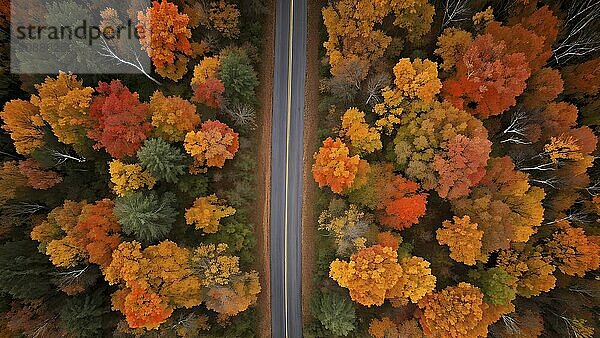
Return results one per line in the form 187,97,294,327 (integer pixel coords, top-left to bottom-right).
30,199,121,270
348,164,427,230
190,56,225,108
451,157,545,255
18,158,62,190
137,0,192,80
193,78,225,109
386,100,490,199
0,99,45,155
376,231,400,251
88,80,151,159
515,5,559,53
30,200,87,268
105,241,202,329
546,221,600,277
368,317,399,338
485,20,551,73
544,134,584,163
312,137,364,194
521,67,563,109
113,283,173,330
377,173,427,231
184,120,239,171
73,199,121,269
561,57,600,99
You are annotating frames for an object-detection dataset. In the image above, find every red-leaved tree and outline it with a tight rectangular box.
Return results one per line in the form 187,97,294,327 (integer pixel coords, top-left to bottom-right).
193,78,225,109
442,34,530,118
88,80,152,159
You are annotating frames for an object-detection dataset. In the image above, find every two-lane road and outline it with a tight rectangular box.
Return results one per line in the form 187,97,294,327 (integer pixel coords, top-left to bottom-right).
270,0,307,336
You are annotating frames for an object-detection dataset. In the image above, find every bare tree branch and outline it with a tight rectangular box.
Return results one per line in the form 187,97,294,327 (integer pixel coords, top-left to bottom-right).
97,37,160,84
501,315,521,334
46,147,86,166
442,0,471,28
553,0,600,65
531,176,562,189
365,73,389,106
223,103,257,130
500,109,532,145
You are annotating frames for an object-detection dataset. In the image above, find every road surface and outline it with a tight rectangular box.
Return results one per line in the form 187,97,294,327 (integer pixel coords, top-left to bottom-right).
270,0,307,336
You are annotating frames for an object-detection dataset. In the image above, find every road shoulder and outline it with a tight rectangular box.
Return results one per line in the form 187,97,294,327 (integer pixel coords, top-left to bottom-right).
255,0,275,336
301,0,320,327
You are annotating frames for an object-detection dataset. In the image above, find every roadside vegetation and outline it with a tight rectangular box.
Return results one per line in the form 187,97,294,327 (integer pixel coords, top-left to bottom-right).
307,0,600,337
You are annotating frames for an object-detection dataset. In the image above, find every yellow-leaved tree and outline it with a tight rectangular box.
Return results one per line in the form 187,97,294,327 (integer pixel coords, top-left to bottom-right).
434,28,473,72
339,108,381,154
191,243,240,287
109,160,156,197
392,58,441,103
322,0,434,81
105,241,203,329
191,56,220,87
149,91,201,142
185,194,236,233
418,283,487,338
387,256,436,306
329,245,402,306
30,72,94,150
436,215,484,265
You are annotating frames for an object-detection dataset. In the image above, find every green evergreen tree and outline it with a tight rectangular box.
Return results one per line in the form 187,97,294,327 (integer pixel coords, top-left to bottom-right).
310,291,356,336
60,289,108,338
137,138,188,183
114,191,178,245
0,240,54,299
218,50,259,106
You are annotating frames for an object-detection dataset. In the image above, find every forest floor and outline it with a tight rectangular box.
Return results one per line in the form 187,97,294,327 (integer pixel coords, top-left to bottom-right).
254,0,275,336
301,0,321,326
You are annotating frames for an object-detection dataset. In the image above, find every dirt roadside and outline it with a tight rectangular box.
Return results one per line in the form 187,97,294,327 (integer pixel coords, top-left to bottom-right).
254,0,274,336
301,0,320,327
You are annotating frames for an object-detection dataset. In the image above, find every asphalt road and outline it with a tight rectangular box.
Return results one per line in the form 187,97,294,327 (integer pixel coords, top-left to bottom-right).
270,0,307,336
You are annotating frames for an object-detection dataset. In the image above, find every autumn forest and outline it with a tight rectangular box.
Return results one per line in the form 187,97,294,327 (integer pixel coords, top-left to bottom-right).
0,0,599,337
0,0,265,336
307,0,600,337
